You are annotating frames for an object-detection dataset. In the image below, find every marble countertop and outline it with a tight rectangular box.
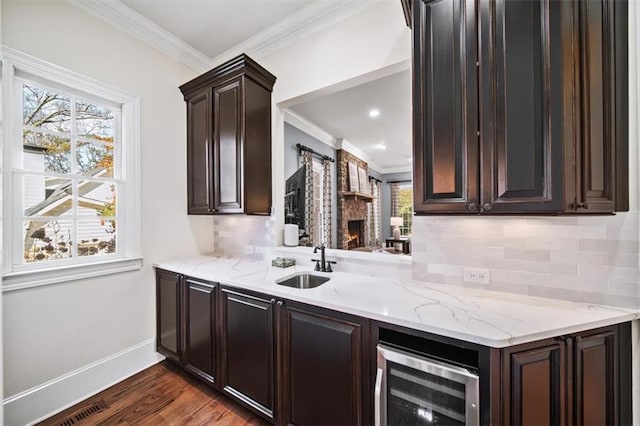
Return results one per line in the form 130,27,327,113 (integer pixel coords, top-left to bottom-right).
155,255,639,348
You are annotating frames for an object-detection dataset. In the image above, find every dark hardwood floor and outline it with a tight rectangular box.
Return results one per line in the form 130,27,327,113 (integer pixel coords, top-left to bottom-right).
38,361,268,426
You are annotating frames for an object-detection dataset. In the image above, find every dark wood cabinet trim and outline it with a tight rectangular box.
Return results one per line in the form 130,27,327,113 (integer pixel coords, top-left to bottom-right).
614,0,629,212
179,54,276,99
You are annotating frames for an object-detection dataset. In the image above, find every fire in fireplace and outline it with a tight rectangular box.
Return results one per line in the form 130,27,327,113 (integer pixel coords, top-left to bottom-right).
347,220,365,250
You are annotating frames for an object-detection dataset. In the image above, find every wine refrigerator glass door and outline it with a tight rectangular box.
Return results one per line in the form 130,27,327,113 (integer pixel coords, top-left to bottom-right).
375,344,479,426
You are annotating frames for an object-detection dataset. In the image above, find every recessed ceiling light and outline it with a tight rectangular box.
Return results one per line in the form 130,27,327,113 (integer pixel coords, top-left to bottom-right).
369,109,380,118
374,144,387,150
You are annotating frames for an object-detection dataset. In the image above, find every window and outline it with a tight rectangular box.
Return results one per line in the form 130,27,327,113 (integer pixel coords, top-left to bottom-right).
2,48,141,290
398,184,412,236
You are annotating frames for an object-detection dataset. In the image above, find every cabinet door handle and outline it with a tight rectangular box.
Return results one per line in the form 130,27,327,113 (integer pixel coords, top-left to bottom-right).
576,202,589,210
270,298,276,304
277,301,284,307
482,202,493,212
468,202,478,212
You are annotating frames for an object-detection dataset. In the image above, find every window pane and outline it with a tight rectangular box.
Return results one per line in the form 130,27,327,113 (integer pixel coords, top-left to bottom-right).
77,181,116,218
77,219,116,257
23,176,73,216
23,84,71,133
77,141,114,177
23,130,72,173
23,219,73,263
76,100,115,141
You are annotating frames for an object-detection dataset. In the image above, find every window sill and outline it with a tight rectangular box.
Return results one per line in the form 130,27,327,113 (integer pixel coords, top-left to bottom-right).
2,257,143,292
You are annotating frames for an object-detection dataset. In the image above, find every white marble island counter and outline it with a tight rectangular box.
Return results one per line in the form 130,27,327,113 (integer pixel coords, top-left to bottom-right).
155,255,638,348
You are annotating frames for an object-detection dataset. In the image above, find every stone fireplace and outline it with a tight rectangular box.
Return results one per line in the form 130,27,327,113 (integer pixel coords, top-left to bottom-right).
347,220,365,250
336,149,372,250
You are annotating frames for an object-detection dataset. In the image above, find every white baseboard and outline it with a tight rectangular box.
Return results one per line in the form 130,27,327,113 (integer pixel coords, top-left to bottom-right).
3,338,164,426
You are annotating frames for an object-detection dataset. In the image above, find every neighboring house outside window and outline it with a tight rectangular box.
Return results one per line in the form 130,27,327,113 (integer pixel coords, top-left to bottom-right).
2,48,142,290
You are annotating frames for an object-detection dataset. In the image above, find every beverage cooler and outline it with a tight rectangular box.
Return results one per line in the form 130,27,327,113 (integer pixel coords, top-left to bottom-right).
375,344,480,425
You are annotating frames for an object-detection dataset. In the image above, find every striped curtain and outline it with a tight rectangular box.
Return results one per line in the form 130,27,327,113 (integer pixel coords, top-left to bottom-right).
373,180,382,245
390,182,400,236
322,158,332,247
302,151,314,246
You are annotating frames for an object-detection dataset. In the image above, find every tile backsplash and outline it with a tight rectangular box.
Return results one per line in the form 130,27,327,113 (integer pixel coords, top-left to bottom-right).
213,215,276,257
411,214,640,309
213,213,640,309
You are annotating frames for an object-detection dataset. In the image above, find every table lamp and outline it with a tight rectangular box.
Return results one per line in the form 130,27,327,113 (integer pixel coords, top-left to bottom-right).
390,217,403,240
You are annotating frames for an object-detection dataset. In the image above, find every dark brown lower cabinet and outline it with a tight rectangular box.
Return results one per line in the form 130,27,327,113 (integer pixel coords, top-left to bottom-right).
502,324,628,426
220,287,277,421
156,269,632,426
183,278,217,386
502,338,567,426
156,269,181,363
282,302,370,426
574,328,618,426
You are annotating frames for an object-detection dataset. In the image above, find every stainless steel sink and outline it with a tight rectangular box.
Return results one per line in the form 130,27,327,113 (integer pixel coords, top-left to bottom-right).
276,272,330,289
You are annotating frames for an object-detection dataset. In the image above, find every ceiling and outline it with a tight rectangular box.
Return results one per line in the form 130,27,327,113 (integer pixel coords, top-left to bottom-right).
121,0,316,58
289,70,412,173
77,0,411,173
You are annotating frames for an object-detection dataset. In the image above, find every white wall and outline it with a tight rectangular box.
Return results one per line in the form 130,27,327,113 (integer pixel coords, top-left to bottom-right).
1,1,213,423
0,0,5,422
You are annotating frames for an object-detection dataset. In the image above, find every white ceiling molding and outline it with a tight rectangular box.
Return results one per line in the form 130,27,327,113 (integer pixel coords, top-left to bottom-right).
67,0,379,74
210,0,380,66
67,0,211,73
283,109,337,149
336,138,385,174
380,166,412,175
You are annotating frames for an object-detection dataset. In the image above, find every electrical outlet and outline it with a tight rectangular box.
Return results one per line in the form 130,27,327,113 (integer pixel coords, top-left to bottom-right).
244,245,254,254
464,268,490,284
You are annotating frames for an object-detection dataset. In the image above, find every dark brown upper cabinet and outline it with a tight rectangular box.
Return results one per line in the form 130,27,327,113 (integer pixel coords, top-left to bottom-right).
407,0,628,214
180,54,276,215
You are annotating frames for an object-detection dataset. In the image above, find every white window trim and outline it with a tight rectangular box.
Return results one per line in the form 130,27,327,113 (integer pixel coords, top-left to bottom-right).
1,46,142,292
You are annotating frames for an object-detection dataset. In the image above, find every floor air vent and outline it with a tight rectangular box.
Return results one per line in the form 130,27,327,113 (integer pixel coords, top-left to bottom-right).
56,400,109,425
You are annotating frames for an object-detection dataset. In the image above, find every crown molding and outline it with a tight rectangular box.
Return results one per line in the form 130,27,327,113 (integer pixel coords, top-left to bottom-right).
283,109,337,148
336,138,386,173
380,165,412,175
210,0,380,66
67,0,379,74
67,0,211,73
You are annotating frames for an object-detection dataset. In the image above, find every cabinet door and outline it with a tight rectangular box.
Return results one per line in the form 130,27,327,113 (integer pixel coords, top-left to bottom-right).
186,89,214,214
479,0,564,213
156,269,181,362
412,0,479,213
502,339,567,426
570,0,625,213
282,303,369,426
220,288,275,420
213,78,244,214
183,278,217,386
574,327,617,426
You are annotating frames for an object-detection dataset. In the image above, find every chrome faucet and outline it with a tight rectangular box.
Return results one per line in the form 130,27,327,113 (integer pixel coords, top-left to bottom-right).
312,244,336,272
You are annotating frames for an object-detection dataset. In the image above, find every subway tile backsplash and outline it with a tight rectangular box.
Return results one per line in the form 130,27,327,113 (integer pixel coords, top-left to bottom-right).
212,213,640,309
411,214,640,309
